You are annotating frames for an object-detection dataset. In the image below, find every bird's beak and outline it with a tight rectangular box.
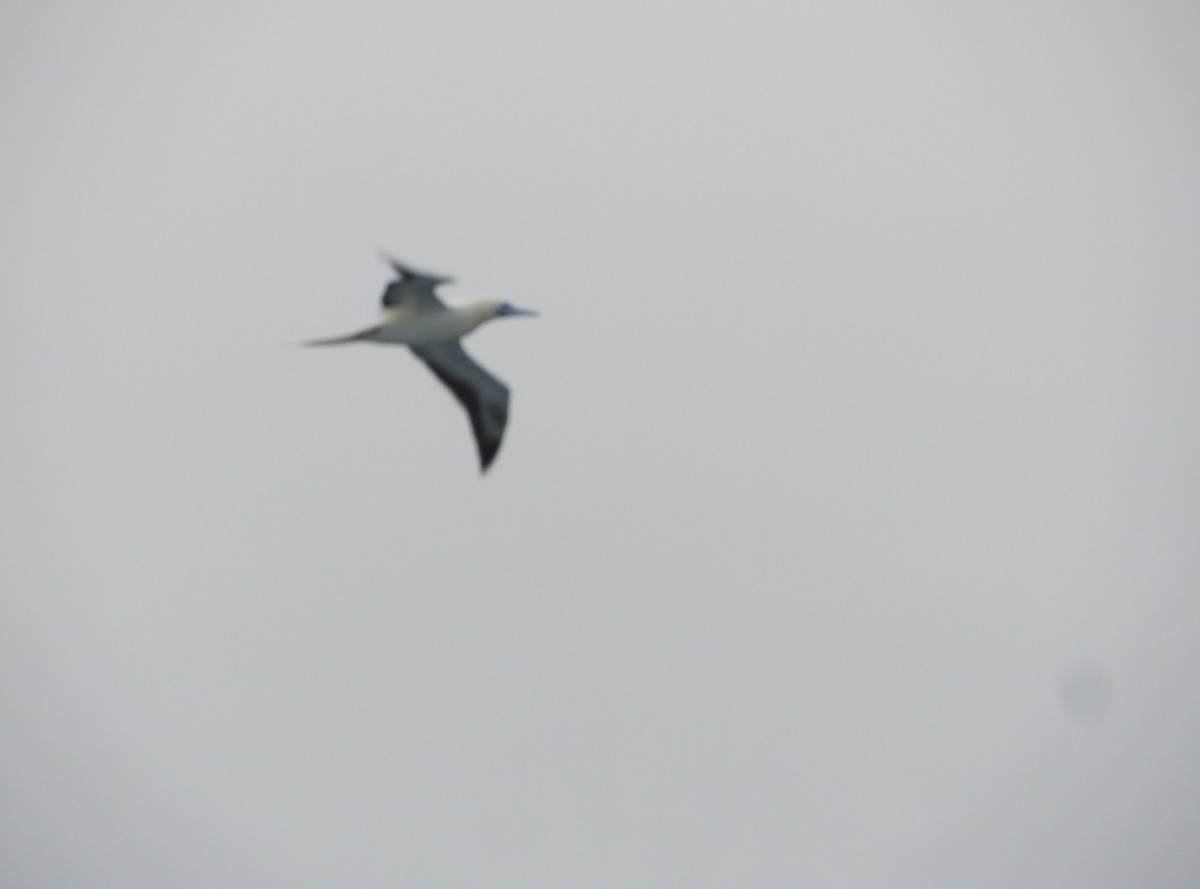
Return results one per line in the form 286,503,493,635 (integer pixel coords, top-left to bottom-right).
499,304,538,318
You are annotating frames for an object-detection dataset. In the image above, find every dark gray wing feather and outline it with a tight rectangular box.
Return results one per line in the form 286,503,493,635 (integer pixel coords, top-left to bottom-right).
410,341,510,471
380,254,453,310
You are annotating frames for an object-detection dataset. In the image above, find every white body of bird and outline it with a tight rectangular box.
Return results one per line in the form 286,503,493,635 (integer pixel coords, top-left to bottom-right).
372,301,505,345
304,300,506,347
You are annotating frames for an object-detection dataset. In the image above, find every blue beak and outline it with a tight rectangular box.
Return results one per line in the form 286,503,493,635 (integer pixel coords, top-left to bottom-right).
498,303,538,318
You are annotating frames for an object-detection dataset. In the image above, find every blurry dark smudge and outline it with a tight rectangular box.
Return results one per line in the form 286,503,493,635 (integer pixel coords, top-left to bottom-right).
1058,663,1115,726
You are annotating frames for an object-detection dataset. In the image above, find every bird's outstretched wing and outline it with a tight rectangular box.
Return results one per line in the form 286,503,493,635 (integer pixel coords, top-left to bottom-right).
410,341,510,471
380,253,454,310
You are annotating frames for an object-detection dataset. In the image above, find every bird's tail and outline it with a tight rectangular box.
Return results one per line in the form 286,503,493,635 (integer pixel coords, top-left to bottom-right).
301,326,382,346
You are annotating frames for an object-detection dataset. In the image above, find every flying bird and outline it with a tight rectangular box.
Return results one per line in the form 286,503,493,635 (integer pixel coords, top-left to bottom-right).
305,255,537,472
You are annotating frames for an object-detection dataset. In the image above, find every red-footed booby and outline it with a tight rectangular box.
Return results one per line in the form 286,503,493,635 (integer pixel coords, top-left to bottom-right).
305,254,537,472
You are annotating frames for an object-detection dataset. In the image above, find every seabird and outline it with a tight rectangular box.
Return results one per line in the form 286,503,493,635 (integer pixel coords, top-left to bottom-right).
305,254,537,472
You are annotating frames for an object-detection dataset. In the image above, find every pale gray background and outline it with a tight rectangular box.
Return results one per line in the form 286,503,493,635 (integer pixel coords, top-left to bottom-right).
2,2,1199,887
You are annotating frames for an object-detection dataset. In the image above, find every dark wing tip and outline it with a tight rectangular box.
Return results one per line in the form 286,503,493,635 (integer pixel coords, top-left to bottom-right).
378,252,455,308
478,438,502,472
378,251,454,285
470,395,507,472
475,387,509,472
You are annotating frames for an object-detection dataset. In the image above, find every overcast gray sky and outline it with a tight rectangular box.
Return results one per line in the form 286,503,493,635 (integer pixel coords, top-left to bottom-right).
3,1,1199,887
